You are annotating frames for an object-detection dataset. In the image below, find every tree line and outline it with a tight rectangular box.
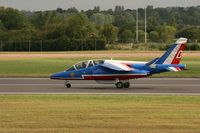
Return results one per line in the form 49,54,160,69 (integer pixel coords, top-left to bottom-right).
0,5,200,51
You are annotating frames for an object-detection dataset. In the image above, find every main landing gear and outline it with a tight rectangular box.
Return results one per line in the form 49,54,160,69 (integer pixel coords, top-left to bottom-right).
64,80,130,89
64,81,71,88
115,80,130,89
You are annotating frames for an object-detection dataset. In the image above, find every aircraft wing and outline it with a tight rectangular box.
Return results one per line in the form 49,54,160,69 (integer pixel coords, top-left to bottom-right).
100,62,134,71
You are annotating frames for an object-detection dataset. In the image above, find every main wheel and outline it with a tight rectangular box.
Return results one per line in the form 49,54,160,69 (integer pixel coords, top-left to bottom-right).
64,81,71,88
123,82,130,88
115,82,123,89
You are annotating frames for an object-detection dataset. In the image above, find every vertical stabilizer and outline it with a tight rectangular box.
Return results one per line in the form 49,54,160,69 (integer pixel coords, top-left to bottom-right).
155,38,187,64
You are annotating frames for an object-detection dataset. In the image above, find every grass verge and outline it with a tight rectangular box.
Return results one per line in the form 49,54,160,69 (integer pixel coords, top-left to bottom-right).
0,95,200,133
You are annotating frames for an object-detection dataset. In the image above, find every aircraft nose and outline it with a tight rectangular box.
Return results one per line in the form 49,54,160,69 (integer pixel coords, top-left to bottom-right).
50,73,57,79
50,72,63,79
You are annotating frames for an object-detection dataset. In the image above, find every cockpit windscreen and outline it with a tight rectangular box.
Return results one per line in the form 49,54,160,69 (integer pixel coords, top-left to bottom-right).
66,60,105,71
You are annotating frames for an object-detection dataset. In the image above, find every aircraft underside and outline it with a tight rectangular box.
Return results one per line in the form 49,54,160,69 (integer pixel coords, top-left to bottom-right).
83,74,147,80
60,74,148,89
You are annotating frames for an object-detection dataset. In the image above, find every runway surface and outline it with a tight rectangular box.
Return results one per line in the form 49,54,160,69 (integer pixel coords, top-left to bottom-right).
0,78,200,95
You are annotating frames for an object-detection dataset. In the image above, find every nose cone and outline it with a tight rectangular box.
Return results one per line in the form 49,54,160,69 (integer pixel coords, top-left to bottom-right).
50,73,58,79
50,71,65,79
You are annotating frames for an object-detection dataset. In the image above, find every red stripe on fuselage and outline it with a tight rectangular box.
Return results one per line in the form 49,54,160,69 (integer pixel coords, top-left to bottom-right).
120,63,134,70
175,67,181,71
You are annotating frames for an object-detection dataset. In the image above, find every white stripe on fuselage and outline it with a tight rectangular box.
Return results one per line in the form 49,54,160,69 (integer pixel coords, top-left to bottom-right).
168,67,179,72
163,44,181,64
105,60,147,64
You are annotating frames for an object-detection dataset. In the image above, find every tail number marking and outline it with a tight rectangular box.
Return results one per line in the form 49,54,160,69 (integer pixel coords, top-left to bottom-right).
176,50,183,59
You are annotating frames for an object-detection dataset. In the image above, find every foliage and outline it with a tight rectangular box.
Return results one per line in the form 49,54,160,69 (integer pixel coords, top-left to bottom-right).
119,29,134,42
157,25,176,43
0,7,32,30
176,26,200,42
90,13,114,26
0,5,200,51
149,31,159,42
101,24,118,43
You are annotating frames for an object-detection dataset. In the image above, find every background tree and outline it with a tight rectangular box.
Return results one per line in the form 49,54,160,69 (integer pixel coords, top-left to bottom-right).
101,24,118,44
0,7,32,30
90,13,114,26
138,30,146,42
149,31,159,42
157,25,176,43
65,13,97,39
0,5,200,51
119,29,134,43
176,27,200,42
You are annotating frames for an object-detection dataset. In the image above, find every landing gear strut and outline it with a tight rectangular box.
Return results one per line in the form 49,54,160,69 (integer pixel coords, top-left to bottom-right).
115,80,130,89
64,81,71,88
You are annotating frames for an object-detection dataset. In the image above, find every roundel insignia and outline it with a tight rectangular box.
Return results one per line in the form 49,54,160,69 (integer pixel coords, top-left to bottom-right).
70,72,75,77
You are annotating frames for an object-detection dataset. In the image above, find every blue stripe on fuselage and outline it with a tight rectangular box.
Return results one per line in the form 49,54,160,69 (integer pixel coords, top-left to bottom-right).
155,44,177,64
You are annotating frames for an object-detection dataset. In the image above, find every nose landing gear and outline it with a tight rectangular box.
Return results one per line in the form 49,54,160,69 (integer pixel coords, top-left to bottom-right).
64,81,71,88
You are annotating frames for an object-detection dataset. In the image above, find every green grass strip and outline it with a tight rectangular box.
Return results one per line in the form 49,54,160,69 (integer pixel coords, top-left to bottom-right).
0,95,200,133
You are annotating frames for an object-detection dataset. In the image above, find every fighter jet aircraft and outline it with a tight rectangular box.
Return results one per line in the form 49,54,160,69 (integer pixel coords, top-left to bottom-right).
51,38,187,88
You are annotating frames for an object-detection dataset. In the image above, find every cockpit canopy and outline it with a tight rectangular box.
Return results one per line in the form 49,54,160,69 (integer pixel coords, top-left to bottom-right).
66,60,104,71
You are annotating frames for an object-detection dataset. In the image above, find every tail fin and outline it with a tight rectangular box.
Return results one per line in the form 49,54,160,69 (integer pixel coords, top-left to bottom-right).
155,38,187,64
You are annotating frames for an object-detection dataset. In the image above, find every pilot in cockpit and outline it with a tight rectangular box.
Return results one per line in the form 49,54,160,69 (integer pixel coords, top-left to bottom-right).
82,62,87,68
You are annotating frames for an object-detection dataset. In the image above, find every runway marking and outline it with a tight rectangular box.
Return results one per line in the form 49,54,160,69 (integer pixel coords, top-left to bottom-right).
1,93,200,96
0,78,49,80
0,84,63,86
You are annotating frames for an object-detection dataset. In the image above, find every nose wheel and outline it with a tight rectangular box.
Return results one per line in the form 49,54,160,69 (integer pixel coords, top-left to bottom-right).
64,81,71,88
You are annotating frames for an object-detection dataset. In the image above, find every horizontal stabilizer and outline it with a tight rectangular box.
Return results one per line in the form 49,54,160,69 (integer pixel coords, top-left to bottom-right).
166,66,182,72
